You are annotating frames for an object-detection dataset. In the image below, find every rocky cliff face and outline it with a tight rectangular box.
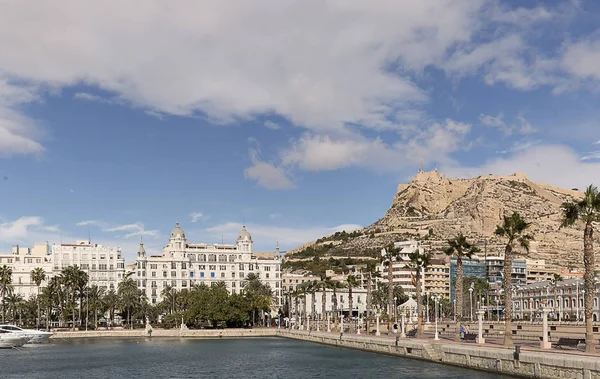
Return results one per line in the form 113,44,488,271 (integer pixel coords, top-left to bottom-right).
290,170,593,268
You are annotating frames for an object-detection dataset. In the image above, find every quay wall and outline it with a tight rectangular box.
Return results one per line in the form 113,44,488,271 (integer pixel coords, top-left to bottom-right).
281,330,600,379
51,329,278,339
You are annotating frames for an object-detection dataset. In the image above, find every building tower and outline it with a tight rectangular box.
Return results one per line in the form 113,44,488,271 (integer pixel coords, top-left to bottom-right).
168,222,187,258
137,237,146,258
236,225,253,253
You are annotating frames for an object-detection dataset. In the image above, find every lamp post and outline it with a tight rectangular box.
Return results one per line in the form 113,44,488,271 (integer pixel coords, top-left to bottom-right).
453,299,456,322
576,281,579,323
434,295,440,340
581,289,585,323
469,286,474,322
426,291,430,324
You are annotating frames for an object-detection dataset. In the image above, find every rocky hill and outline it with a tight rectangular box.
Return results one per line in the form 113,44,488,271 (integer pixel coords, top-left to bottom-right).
288,170,594,269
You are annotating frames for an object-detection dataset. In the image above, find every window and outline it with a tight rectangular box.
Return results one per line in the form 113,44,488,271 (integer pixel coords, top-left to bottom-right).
152,298,156,304
172,280,177,287
200,254,206,262
99,264,107,270
181,271,186,277
117,263,124,269
231,272,235,278
219,254,227,262
249,264,254,270
232,282,236,288
229,255,235,262
150,264,157,269
182,281,187,287
163,271,167,278
190,272,194,278
151,272,156,277
221,272,225,278
171,262,177,270
239,264,244,270
210,272,215,278
266,273,270,279
219,265,227,270
209,265,216,270
151,281,157,288
92,264,96,270
171,271,176,277
109,264,114,270
239,272,244,278
208,254,216,262
265,266,271,272
200,272,205,278
182,262,187,269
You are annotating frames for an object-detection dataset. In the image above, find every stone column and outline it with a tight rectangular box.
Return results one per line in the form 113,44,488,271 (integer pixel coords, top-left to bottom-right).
540,308,551,349
376,313,381,336
476,309,485,344
400,311,406,338
327,314,331,332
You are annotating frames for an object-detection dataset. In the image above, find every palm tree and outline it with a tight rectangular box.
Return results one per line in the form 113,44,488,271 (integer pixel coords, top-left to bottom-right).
406,248,431,338
298,281,312,330
118,278,140,328
30,268,46,328
551,273,562,320
87,285,105,329
0,265,13,323
495,212,533,347
381,243,400,333
5,293,23,323
346,275,360,333
444,233,480,342
361,261,380,332
319,274,330,328
561,185,600,353
103,289,119,327
161,285,178,315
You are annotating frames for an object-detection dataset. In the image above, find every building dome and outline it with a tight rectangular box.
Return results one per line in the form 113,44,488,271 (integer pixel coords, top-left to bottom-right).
237,225,252,241
170,222,186,239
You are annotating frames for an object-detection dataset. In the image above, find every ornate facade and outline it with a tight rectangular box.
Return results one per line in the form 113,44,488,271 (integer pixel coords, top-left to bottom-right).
135,223,282,314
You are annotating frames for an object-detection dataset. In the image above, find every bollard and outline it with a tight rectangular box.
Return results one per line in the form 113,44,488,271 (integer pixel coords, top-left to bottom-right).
513,345,520,361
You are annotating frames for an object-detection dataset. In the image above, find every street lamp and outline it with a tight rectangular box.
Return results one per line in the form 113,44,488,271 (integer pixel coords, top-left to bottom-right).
469,286,474,322
434,295,440,341
426,291,430,324
453,299,456,322
581,289,585,323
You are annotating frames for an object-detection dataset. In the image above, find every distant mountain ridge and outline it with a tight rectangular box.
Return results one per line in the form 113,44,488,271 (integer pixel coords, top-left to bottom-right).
288,170,590,269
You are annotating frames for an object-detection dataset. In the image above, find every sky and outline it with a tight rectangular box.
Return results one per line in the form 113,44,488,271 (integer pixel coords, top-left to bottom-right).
1,0,600,262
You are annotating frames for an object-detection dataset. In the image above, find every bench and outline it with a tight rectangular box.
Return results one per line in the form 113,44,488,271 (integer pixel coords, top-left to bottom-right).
462,333,477,342
552,338,583,349
406,328,418,338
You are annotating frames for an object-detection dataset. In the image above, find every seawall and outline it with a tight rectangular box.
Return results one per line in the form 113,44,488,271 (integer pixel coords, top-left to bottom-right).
281,330,600,379
50,328,279,339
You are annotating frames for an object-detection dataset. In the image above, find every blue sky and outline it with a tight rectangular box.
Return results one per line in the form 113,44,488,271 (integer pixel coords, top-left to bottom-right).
1,0,600,261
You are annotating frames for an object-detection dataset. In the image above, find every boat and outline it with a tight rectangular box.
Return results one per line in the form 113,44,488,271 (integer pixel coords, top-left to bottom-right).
0,325,53,344
0,330,27,348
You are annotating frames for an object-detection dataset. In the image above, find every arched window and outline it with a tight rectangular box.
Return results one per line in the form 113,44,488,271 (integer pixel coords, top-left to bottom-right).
564,299,569,308
229,255,235,262
208,254,216,262
200,254,206,262
595,298,598,307
593,314,598,322
219,254,227,262
190,254,196,261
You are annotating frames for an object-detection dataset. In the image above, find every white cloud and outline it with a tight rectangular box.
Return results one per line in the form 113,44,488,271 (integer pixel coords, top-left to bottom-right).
478,113,535,135
76,220,104,227
263,121,280,130
103,223,159,239
280,119,472,173
443,144,600,190
190,212,204,223
594,140,600,145
244,142,295,190
0,216,44,240
0,80,45,156
581,151,600,161
203,222,362,250
268,213,282,220
562,37,600,82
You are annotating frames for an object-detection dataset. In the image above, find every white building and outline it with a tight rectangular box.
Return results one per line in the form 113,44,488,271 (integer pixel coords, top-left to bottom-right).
291,288,369,319
381,241,425,297
135,223,282,314
0,244,53,299
51,240,126,291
